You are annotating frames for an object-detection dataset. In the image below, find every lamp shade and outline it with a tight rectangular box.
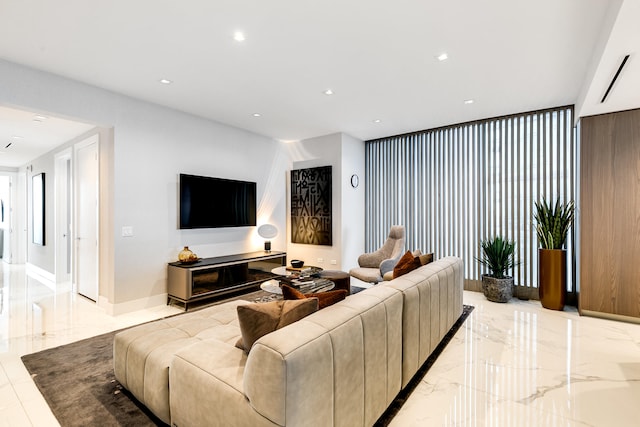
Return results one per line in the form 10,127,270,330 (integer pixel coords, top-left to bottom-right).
257,224,278,239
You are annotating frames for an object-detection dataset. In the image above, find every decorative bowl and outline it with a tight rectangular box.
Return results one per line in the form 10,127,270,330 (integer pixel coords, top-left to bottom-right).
290,259,304,268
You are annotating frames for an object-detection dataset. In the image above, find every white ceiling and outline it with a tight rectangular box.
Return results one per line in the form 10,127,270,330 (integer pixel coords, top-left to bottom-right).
0,0,637,168
0,105,93,167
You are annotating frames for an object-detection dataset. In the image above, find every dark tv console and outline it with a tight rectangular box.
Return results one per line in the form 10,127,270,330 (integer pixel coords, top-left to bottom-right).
167,251,286,310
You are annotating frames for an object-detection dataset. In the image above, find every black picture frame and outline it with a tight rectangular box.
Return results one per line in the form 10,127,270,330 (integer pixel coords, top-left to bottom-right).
32,172,45,246
290,166,332,246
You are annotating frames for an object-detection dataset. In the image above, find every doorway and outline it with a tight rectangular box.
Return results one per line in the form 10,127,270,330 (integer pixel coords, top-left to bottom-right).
74,135,99,301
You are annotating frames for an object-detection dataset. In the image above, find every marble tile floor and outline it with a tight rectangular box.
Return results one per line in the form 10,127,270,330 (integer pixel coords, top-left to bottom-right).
390,291,640,427
1,262,639,426
0,263,181,426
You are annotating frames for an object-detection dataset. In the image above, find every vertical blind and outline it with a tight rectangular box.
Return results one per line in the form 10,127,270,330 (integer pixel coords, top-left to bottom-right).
365,106,578,292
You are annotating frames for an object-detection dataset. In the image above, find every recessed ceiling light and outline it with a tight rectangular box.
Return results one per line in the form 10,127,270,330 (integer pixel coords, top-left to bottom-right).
252,113,261,117
34,115,48,121
323,89,334,96
159,79,172,84
32,118,43,124
373,119,381,123
464,99,474,104
437,53,449,61
234,32,246,42
11,135,24,139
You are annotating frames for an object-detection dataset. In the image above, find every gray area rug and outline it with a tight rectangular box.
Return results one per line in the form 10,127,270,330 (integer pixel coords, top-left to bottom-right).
21,289,473,427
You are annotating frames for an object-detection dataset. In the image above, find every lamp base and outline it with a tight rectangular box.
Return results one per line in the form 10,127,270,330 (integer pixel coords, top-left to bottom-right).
264,241,271,252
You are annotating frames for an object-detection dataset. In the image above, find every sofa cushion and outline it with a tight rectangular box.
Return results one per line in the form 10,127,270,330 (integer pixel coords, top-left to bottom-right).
281,284,348,309
393,250,421,278
418,252,434,265
235,299,319,352
113,299,248,424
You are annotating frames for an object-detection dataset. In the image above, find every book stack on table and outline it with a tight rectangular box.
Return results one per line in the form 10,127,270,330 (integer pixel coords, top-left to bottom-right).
280,277,335,294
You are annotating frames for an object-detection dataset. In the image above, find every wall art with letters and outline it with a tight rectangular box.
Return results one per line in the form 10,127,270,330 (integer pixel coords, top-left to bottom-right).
290,166,332,245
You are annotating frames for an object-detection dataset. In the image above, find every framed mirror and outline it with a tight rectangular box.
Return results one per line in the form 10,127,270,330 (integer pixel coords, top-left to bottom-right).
32,172,45,245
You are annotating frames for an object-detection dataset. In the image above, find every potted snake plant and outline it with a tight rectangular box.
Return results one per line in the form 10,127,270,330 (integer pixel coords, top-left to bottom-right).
533,197,575,310
476,236,518,303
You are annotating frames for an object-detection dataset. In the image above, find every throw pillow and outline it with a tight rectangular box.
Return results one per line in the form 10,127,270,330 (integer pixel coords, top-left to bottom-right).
418,252,434,266
235,298,318,353
281,284,348,309
393,250,422,278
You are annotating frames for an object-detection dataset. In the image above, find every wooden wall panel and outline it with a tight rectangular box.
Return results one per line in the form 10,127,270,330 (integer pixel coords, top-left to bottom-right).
580,109,640,319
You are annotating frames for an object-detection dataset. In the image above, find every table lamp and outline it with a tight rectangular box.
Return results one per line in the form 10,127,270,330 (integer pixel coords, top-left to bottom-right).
257,224,278,252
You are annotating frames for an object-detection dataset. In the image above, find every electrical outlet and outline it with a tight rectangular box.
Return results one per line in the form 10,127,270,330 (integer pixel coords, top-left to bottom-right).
122,226,134,237
330,259,337,265
317,258,324,263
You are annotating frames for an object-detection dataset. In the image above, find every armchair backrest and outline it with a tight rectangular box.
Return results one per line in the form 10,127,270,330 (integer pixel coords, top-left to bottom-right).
355,225,406,270
379,225,405,260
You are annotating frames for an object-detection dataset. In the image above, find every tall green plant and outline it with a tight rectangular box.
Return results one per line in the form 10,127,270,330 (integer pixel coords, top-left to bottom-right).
476,236,518,279
533,197,575,249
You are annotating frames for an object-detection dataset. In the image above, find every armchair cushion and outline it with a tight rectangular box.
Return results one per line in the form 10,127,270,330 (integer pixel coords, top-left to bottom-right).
418,252,434,266
349,267,383,283
379,251,403,276
357,251,387,269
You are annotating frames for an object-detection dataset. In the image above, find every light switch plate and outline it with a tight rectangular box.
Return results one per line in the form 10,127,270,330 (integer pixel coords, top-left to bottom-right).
122,226,133,237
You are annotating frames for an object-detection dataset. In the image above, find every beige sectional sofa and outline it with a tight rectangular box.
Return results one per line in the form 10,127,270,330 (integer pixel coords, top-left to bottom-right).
113,256,463,426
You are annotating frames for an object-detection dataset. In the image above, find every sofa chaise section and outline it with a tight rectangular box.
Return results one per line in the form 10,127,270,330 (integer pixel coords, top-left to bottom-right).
113,300,249,424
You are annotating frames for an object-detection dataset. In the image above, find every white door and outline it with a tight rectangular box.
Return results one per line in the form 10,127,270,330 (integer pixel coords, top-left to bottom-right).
75,136,99,301
55,149,72,284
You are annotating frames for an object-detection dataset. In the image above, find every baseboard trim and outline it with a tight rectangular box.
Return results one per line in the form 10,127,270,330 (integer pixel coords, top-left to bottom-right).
26,263,56,290
580,309,640,325
98,293,168,316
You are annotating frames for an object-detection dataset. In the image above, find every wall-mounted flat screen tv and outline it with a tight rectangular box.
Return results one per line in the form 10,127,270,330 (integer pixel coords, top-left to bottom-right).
179,174,257,229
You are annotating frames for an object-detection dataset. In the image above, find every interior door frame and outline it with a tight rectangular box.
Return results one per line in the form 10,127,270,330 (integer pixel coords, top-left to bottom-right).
73,135,99,300
54,148,73,285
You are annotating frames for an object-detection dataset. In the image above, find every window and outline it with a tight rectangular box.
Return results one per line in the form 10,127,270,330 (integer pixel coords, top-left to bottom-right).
365,106,578,293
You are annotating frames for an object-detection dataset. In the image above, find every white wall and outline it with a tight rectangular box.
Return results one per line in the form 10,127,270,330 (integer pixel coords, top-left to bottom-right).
340,133,365,271
286,133,365,271
25,152,55,273
287,134,343,269
0,59,290,313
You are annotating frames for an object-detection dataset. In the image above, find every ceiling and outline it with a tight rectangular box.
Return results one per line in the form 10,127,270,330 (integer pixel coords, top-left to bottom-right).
0,105,94,167
0,0,637,168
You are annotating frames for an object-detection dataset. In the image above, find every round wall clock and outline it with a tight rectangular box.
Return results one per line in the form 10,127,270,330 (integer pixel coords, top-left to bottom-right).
350,174,359,188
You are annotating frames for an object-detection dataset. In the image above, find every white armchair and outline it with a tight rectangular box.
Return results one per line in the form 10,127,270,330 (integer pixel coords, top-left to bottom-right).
349,225,405,284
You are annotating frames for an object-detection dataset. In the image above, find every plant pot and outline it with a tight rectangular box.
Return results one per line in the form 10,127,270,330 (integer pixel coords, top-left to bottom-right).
538,248,566,310
481,274,513,303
